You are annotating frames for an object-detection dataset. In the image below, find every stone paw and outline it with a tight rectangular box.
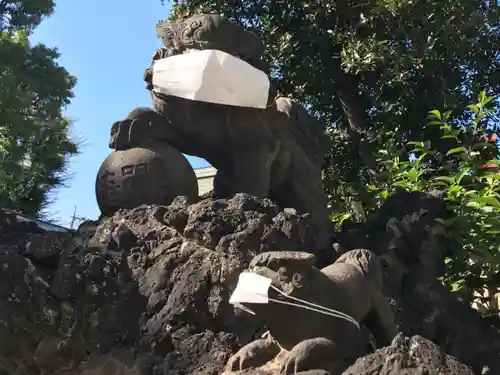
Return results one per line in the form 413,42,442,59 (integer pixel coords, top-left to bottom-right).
280,338,336,374
226,338,279,372
281,351,310,374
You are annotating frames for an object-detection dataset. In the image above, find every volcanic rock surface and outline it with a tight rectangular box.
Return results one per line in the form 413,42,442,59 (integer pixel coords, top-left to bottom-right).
0,192,498,375
0,194,318,375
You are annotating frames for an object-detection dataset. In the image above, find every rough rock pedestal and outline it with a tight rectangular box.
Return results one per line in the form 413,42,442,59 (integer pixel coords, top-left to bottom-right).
0,194,319,375
0,192,499,374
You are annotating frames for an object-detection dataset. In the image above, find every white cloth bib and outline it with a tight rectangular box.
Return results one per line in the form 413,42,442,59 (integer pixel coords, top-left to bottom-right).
152,49,270,109
229,271,272,304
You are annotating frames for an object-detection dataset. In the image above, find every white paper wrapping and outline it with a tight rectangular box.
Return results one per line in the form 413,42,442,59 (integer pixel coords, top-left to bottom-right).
152,49,270,109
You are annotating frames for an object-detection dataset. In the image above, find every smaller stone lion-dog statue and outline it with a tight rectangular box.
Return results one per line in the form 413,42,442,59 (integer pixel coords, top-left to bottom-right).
225,249,398,375
111,14,332,261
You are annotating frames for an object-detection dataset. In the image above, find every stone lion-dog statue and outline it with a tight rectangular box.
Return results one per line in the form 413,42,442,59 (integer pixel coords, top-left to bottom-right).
109,14,332,261
225,249,398,374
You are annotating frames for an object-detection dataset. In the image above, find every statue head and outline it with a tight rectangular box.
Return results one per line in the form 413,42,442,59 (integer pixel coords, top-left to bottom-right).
145,14,267,90
233,251,325,318
232,251,350,349
155,14,264,67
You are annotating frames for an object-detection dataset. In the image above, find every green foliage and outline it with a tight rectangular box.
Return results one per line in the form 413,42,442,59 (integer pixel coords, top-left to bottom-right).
363,93,499,315
0,0,55,32
0,1,78,217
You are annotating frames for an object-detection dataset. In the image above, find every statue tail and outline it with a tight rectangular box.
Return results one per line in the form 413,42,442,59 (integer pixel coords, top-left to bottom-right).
333,249,384,288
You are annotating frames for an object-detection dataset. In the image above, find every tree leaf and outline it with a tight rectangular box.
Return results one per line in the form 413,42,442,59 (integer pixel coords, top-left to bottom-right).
426,120,443,126
407,141,424,148
466,104,480,115
468,196,500,208
432,176,456,185
455,167,471,184
428,110,442,120
446,147,467,156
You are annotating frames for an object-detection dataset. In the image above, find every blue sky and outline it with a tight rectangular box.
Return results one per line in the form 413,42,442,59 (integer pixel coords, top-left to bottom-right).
31,0,209,227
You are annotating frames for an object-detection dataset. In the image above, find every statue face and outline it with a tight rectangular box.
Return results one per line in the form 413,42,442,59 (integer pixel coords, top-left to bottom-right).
233,251,338,326
233,263,311,318
232,263,340,350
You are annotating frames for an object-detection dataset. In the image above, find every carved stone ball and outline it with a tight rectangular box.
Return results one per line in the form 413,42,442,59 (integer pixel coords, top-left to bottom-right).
95,143,198,216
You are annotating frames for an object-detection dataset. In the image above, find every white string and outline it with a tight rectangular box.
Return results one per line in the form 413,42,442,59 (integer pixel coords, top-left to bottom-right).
269,285,360,329
230,271,360,330
241,288,360,329
266,297,360,330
